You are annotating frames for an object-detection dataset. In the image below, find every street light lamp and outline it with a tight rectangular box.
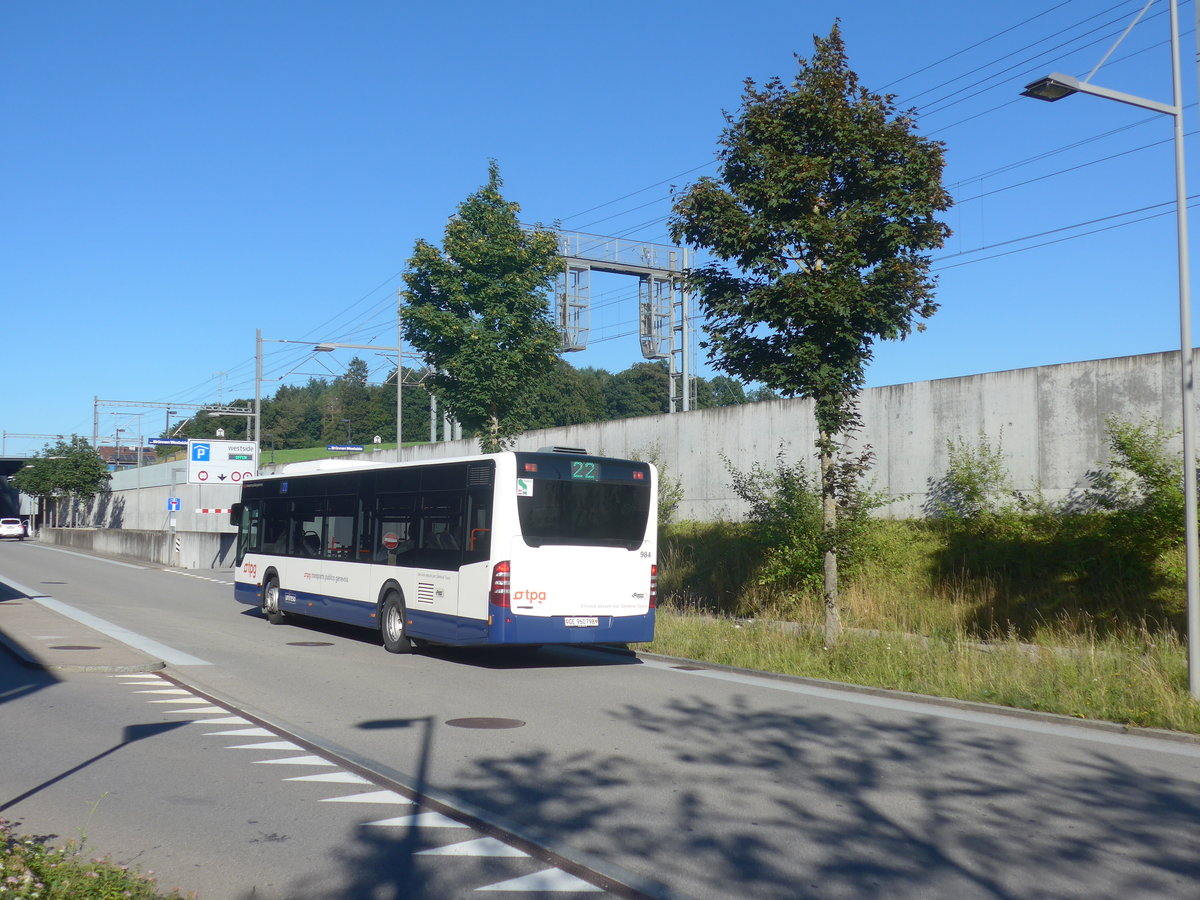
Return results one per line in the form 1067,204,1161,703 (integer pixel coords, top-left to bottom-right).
1021,0,1200,700
255,323,408,454
1021,71,1178,115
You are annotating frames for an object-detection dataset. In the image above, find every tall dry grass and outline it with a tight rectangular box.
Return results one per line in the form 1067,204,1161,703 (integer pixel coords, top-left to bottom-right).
653,518,1200,733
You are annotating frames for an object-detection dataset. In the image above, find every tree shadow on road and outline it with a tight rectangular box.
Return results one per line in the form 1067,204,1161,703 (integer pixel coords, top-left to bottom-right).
428,693,1200,898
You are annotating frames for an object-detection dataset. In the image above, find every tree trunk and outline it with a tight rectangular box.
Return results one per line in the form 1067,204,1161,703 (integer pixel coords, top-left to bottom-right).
820,433,841,647
481,414,502,454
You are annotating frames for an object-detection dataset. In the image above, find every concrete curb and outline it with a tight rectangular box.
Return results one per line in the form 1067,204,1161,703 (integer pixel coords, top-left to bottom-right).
0,583,166,674
632,648,1200,747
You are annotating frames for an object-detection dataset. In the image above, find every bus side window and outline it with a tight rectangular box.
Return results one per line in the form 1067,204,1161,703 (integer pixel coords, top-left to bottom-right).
357,498,375,562
290,498,323,558
375,493,417,563
415,493,463,570
419,495,462,549
324,496,356,560
262,499,290,555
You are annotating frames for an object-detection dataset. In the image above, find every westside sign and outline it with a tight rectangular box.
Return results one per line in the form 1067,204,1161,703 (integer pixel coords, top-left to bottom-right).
187,439,259,486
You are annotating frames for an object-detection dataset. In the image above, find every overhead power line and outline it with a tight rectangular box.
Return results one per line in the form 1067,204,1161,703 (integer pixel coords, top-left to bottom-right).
880,0,1079,91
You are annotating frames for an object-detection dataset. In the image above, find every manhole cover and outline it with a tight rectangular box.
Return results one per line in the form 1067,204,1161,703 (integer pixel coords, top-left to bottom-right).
445,717,526,730
49,645,100,651
672,665,704,671
287,641,334,647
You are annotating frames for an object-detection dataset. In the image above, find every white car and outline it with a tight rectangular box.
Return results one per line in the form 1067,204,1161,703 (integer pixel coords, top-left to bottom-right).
0,518,27,540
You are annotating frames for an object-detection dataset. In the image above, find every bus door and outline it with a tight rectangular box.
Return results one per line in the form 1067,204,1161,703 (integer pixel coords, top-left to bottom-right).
407,492,463,623
457,485,494,621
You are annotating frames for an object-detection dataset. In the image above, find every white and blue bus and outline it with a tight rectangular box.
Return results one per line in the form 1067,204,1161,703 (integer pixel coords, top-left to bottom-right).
232,448,657,653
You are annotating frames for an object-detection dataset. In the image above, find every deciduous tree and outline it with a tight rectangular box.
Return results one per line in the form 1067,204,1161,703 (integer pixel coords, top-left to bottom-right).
402,161,563,452
11,436,111,526
669,23,951,644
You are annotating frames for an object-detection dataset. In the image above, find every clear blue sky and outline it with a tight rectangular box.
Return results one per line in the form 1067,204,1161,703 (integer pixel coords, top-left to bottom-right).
3,0,1196,451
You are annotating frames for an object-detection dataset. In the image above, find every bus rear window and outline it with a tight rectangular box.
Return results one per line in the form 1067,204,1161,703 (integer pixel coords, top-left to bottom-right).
517,481,650,549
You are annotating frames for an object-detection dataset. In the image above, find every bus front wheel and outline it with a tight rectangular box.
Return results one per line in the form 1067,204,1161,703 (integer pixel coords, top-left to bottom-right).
262,577,287,625
381,594,412,654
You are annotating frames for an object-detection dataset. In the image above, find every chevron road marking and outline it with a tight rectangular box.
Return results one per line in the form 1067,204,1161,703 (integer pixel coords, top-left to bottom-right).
111,672,638,896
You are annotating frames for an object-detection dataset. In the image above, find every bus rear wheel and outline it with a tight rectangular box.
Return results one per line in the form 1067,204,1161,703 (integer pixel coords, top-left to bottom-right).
381,594,412,654
262,576,287,625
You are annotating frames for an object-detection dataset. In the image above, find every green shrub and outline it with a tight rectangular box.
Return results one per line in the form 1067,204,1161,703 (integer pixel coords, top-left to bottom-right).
723,447,888,596
1085,417,1185,563
926,430,1014,522
726,452,824,592
0,818,191,899
661,419,1191,638
630,442,684,527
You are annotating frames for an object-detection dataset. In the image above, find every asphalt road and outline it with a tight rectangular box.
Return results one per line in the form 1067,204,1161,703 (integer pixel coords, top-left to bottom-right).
3,540,1200,899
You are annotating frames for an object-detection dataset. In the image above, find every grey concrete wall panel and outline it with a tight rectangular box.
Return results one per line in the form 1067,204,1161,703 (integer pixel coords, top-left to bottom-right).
42,527,236,569
272,349,1199,521
57,349,1199,566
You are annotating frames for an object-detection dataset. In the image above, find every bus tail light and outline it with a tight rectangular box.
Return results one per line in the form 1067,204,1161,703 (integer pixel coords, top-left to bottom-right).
649,564,657,609
490,560,511,608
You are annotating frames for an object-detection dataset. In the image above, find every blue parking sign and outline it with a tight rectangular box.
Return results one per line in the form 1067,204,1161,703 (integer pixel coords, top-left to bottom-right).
191,442,210,462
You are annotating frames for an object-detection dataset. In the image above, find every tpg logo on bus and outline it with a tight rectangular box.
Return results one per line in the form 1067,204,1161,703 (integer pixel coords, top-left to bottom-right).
512,590,547,603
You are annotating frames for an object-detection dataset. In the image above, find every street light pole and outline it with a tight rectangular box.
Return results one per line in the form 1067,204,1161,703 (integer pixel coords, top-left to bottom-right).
312,339,406,451
256,334,407,462
255,328,263,450
1022,0,1200,700
403,290,408,458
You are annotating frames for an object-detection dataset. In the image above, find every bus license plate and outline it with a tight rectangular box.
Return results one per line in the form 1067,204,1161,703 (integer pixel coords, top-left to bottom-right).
565,616,599,627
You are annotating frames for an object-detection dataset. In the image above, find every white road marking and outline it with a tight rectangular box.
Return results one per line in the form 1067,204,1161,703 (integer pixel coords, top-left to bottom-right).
118,678,615,896
364,812,467,829
162,570,235,585
252,755,337,767
148,698,206,704
319,790,412,804
226,741,305,751
418,837,527,857
476,869,605,892
285,772,372,784
26,595,212,666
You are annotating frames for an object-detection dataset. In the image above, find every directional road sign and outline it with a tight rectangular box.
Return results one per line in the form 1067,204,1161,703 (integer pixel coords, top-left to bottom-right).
186,439,258,486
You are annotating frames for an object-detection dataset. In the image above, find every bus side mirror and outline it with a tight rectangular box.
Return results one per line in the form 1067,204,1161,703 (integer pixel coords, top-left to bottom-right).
229,503,242,527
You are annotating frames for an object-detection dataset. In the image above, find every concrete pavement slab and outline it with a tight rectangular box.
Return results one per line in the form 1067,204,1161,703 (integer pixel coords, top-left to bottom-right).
0,579,165,673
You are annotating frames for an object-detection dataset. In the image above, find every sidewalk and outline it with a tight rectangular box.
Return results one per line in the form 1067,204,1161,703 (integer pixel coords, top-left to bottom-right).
0,582,165,674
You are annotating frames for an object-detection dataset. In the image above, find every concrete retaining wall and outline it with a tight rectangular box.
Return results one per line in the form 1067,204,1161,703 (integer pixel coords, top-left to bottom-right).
372,349,1196,520
57,349,1196,567
42,527,237,569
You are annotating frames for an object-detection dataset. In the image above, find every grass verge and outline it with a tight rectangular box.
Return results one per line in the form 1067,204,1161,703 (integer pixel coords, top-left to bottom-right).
0,819,193,899
655,518,1200,735
647,611,1200,733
